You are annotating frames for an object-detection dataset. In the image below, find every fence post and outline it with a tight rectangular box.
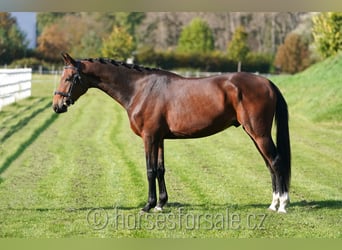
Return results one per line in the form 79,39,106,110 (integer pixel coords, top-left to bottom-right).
0,68,32,111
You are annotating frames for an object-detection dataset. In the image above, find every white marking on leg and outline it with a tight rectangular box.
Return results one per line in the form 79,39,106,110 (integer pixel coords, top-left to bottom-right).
278,192,289,213
154,206,163,212
268,192,279,211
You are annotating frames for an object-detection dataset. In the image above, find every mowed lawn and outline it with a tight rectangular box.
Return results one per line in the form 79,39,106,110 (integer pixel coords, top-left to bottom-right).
0,55,341,238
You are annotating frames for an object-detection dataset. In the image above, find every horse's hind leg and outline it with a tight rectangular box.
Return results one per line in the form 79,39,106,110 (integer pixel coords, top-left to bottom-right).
254,135,289,212
268,173,279,211
242,122,289,213
246,133,279,211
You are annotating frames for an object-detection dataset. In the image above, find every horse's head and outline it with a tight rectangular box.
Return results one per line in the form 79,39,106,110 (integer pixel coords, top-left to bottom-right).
52,52,88,113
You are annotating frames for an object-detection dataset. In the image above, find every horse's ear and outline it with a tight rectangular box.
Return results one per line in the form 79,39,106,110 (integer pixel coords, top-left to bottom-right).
61,52,76,66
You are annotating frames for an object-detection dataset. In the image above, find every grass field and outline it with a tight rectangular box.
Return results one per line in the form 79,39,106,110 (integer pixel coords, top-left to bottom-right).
0,55,341,238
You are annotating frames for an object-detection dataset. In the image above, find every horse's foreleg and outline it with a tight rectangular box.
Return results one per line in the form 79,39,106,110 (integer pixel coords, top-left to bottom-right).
142,135,158,212
155,140,168,211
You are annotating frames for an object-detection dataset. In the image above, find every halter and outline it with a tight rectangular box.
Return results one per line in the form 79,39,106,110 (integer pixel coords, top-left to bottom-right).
54,62,82,105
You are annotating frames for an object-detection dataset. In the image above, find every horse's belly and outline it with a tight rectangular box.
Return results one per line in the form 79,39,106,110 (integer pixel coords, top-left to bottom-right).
167,112,236,139
165,84,238,139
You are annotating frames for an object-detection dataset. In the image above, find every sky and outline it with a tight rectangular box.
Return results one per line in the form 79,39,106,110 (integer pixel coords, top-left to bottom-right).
11,12,37,49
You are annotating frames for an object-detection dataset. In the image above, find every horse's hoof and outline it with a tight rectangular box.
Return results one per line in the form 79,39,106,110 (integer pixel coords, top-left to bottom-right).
268,206,277,212
154,206,163,212
277,208,287,214
139,209,148,215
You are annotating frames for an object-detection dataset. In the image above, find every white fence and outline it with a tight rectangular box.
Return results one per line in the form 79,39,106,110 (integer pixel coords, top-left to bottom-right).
0,68,32,111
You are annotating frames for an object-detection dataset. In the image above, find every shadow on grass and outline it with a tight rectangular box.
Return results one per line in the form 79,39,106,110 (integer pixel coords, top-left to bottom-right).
290,199,342,209
0,205,139,213
0,113,59,175
0,202,272,213
0,98,50,144
162,200,342,212
1,199,341,213
243,199,342,210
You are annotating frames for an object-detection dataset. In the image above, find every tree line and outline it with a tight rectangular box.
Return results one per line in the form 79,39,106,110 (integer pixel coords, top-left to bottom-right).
1,12,341,74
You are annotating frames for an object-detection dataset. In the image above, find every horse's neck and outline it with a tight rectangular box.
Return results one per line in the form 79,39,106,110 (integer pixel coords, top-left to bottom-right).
87,63,141,110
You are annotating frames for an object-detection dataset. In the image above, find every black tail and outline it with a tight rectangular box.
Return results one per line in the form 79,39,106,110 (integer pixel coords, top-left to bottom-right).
270,81,291,192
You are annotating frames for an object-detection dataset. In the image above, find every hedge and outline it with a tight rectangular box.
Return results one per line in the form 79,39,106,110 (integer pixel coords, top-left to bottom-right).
135,48,272,73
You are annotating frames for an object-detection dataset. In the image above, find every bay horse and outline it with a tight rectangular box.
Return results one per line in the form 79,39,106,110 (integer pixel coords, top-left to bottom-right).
52,53,291,213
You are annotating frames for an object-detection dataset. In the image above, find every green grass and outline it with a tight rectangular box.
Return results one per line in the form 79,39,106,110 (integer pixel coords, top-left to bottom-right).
0,55,341,238
271,52,342,122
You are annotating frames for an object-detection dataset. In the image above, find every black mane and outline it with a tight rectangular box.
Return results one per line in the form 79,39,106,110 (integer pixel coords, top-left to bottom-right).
82,58,171,75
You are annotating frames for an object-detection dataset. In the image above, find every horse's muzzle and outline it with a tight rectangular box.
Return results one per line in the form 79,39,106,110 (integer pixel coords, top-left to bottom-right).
53,103,68,113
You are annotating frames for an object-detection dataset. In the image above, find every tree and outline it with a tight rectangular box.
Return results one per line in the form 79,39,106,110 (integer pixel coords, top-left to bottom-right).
227,26,250,71
36,13,66,35
177,18,215,53
37,14,106,61
78,30,102,58
312,12,342,58
0,12,28,64
138,12,183,50
115,12,145,44
274,33,310,74
37,23,70,62
101,26,135,61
